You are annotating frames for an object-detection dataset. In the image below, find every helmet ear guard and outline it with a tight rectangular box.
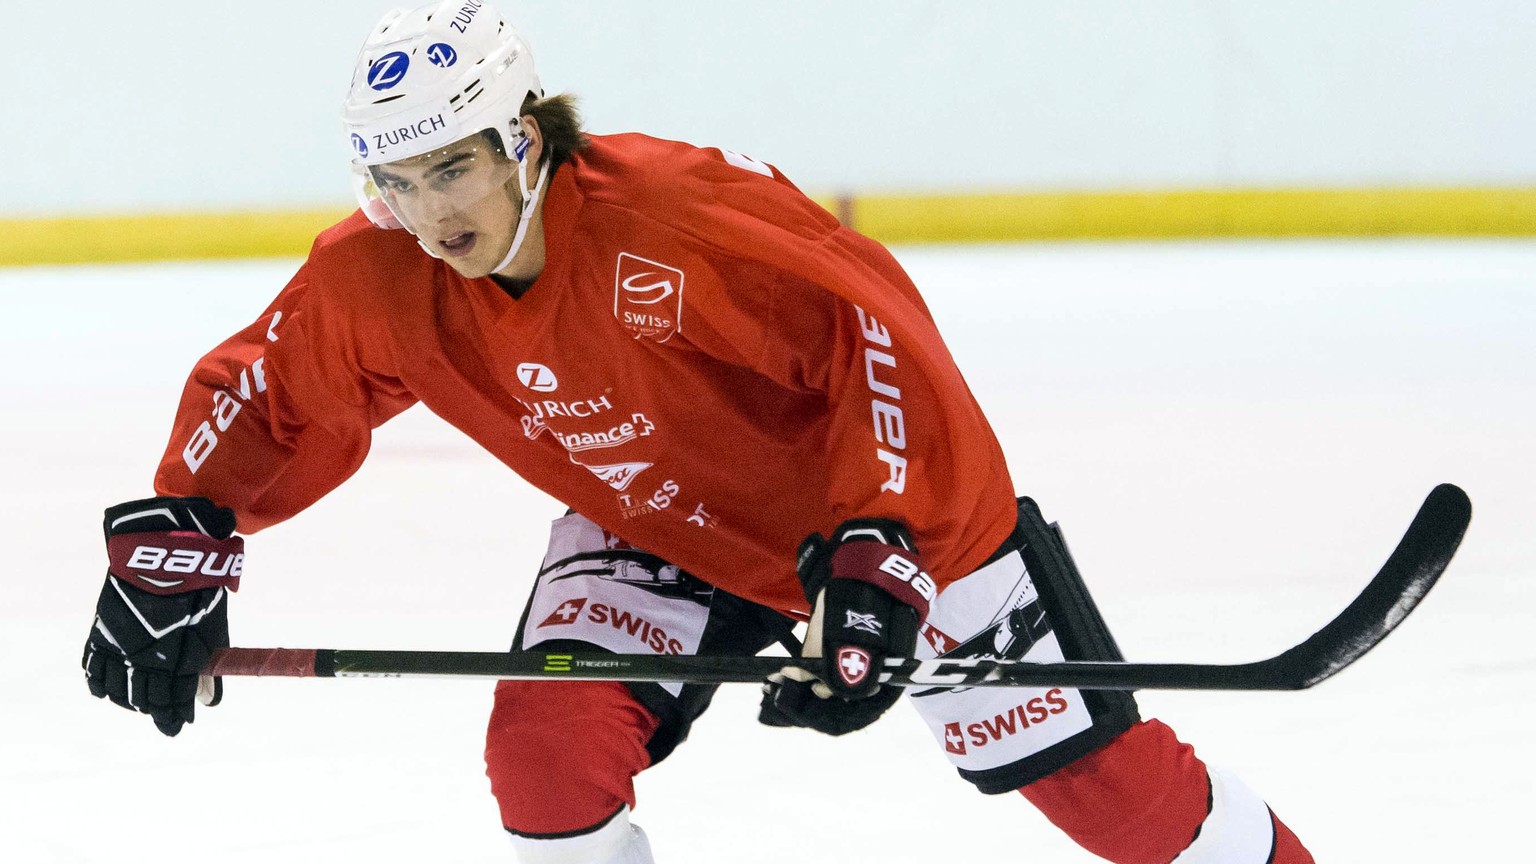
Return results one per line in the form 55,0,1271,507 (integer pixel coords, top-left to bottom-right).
484,118,532,163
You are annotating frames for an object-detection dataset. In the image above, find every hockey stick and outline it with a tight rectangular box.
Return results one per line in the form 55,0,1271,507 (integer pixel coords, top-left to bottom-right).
206,484,1470,691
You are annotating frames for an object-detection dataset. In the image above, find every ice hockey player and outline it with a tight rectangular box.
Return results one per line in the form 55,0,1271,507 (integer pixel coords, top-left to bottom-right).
81,2,1314,862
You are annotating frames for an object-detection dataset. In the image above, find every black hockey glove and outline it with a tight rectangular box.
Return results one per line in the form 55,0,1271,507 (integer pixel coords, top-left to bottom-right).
759,519,933,736
82,496,243,736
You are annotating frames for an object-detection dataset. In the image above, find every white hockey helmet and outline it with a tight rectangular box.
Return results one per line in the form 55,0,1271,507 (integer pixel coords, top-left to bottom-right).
342,0,543,230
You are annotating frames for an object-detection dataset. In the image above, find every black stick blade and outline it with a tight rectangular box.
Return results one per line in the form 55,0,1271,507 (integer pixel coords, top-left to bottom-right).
1251,482,1471,689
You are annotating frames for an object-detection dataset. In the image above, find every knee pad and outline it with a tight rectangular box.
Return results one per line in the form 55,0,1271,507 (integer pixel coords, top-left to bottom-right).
485,679,659,835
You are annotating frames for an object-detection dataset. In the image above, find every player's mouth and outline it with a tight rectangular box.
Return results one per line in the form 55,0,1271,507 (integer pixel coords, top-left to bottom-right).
439,231,478,257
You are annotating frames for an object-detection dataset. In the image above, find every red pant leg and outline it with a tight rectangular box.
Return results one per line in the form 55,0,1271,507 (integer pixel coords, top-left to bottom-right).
1020,719,1313,864
1020,719,1208,864
485,680,661,835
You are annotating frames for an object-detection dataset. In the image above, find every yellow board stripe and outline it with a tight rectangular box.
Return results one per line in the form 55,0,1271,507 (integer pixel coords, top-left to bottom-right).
830,186,1536,244
5,187,1536,266
0,209,352,267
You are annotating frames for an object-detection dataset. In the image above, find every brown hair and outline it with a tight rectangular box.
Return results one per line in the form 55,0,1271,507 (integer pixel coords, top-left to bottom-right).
479,93,589,168
523,93,590,167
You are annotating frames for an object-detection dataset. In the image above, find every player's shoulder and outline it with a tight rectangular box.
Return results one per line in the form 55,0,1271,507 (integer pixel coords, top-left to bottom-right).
568,132,835,240
573,132,725,184
575,133,786,200
301,210,435,308
308,209,421,270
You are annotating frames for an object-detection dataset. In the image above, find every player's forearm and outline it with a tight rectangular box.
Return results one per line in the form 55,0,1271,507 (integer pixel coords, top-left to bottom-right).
151,308,378,533
820,301,1014,585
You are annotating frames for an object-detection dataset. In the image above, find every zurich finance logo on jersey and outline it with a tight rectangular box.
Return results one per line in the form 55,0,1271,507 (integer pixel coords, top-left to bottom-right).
516,362,558,392
367,52,410,90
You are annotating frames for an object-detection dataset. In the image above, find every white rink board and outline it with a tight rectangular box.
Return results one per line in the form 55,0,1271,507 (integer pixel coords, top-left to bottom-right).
2,241,1532,862
7,2,1536,214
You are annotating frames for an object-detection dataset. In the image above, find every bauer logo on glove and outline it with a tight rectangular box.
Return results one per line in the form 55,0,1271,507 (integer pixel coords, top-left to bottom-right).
108,535,245,593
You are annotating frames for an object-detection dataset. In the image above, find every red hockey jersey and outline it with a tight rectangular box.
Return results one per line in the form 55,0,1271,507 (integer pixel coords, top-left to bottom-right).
154,133,1017,616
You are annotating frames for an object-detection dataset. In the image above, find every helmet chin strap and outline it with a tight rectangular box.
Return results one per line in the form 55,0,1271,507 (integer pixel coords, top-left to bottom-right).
491,153,551,277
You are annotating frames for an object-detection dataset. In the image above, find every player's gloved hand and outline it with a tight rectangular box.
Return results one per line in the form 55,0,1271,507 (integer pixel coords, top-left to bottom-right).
759,519,933,736
82,496,243,736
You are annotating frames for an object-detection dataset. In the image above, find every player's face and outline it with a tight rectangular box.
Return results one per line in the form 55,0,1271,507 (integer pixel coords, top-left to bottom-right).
370,138,521,278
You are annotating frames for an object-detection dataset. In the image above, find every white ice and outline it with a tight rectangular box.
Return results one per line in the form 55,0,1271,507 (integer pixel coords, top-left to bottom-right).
2,240,1532,862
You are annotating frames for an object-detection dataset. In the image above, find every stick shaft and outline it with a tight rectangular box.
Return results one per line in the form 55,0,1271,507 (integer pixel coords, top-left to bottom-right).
209,648,326,678
206,648,1268,689
206,484,1470,692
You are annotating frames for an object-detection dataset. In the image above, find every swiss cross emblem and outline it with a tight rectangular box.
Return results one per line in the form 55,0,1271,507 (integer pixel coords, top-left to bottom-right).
538,598,587,628
614,252,684,342
835,646,872,688
943,721,967,755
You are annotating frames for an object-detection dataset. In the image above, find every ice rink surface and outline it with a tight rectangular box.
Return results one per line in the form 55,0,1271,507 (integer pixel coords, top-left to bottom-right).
3,240,1532,862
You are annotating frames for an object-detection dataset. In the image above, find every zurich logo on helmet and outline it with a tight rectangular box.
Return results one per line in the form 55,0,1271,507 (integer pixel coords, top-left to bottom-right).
350,133,369,158
367,51,410,90
426,42,458,68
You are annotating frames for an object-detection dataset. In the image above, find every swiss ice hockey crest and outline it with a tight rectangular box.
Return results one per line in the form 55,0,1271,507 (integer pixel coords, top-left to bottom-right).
836,646,872,688
614,253,683,342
